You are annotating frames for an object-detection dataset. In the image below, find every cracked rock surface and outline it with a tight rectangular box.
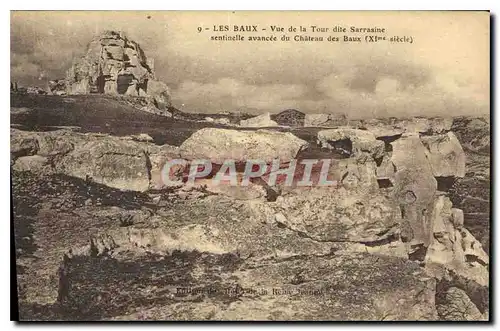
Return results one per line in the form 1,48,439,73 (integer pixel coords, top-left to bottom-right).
12,94,489,321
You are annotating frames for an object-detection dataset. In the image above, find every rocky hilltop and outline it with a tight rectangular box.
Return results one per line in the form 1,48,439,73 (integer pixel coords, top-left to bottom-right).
57,31,171,115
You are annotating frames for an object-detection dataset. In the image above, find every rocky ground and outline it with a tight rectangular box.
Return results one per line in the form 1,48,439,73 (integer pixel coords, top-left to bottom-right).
11,94,490,321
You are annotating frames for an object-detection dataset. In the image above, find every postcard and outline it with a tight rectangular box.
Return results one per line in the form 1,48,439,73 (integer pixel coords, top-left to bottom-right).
11,10,490,321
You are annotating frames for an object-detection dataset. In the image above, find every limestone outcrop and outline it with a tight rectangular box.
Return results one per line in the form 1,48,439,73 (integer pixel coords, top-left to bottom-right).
421,132,466,178
65,30,171,113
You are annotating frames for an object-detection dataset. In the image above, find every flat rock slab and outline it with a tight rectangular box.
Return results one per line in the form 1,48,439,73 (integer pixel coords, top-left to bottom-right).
179,128,308,164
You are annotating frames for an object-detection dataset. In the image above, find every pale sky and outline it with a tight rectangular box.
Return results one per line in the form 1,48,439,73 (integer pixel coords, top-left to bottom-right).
11,11,490,117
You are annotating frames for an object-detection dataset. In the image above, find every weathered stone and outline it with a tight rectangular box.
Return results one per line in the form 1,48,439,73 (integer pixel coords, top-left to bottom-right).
451,208,464,228
437,287,485,321
305,113,329,127
128,133,154,143
258,187,401,243
390,134,437,247
425,195,489,287
36,133,75,157
425,195,458,266
460,228,488,266
214,117,231,125
336,158,379,192
421,132,466,178
391,135,437,205
317,128,385,159
13,155,49,172
11,129,39,159
179,128,308,164
56,135,157,192
376,156,396,180
240,113,278,127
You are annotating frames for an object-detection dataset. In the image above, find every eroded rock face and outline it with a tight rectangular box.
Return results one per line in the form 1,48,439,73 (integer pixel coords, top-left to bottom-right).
421,132,466,178
255,187,401,244
10,128,174,192
437,287,486,321
376,156,396,181
65,30,170,112
58,136,153,192
390,134,437,247
425,194,488,287
317,128,385,160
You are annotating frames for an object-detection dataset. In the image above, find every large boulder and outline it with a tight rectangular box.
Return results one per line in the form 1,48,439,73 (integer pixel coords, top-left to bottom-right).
390,134,437,199
11,129,167,192
57,135,155,192
255,187,402,244
179,128,308,164
376,156,396,181
425,195,488,287
317,128,385,159
428,117,453,134
239,113,278,127
146,80,171,112
390,134,437,247
421,132,466,178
